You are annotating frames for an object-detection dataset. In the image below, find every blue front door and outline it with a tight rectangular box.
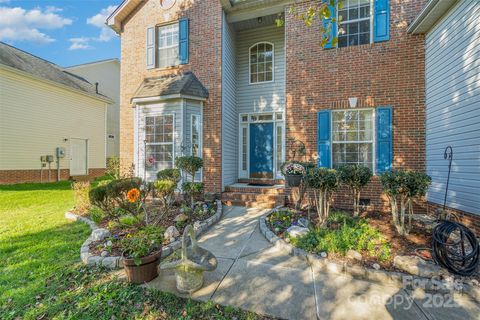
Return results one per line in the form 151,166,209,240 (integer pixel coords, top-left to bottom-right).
249,123,274,179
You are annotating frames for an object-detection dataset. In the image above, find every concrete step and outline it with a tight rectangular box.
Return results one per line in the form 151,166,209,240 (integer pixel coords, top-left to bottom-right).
222,199,282,209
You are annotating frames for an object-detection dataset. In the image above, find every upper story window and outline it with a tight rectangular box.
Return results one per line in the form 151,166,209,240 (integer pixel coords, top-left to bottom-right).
249,42,273,84
158,23,179,68
146,18,189,69
338,0,372,48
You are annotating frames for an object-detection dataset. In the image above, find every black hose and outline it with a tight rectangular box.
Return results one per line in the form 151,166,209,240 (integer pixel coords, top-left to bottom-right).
432,220,479,276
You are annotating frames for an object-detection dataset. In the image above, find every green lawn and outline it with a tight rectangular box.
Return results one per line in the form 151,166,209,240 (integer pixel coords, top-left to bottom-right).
0,181,265,320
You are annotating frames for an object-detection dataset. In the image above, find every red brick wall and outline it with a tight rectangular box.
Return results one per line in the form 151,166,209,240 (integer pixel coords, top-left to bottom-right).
119,0,223,194
427,202,480,236
284,0,428,214
0,168,105,185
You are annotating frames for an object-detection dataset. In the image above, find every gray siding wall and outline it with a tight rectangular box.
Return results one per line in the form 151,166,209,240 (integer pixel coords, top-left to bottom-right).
236,25,285,114
425,0,480,215
222,12,238,188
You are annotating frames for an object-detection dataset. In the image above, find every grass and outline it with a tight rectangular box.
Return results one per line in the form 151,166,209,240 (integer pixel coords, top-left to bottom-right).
0,181,266,320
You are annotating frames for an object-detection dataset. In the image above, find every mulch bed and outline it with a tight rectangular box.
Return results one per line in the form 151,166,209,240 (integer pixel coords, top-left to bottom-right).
270,205,433,272
89,200,217,257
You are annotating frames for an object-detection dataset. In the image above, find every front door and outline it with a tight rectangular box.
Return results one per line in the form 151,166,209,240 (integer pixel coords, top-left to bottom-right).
249,123,274,179
70,138,88,176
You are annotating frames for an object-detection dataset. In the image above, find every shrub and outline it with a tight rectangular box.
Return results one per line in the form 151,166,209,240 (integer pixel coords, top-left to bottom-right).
380,170,432,235
176,156,203,182
338,165,372,216
89,206,105,224
182,182,204,208
176,156,203,206
106,156,121,180
154,179,176,207
72,181,91,214
291,212,391,262
304,167,339,225
156,168,181,184
89,184,112,213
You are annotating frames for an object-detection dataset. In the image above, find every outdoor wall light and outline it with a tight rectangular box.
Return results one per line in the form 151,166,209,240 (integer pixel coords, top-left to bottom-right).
348,97,358,108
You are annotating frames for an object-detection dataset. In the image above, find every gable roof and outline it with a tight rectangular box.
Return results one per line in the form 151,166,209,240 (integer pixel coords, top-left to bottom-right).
132,72,208,102
0,42,112,103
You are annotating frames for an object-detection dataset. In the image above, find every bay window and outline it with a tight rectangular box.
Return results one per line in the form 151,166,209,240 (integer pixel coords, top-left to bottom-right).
145,115,174,171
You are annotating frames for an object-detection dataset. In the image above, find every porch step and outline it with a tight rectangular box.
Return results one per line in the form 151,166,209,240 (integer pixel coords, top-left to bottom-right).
222,183,285,209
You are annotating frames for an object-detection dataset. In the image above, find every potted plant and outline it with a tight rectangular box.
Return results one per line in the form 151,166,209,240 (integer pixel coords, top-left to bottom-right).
281,162,306,187
117,187,165,283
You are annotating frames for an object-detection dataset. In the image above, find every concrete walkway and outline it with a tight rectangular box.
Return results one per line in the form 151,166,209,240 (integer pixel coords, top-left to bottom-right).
147,206,480,320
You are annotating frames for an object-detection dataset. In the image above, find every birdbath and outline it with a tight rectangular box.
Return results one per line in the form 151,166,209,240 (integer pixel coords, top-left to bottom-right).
161,225,217,293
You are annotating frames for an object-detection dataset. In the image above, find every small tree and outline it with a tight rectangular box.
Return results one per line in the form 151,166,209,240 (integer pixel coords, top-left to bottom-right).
154,180,176,207
106,156,121,180
176,156,203,207
304,167,339,226
338,165,372,216
380,170,431,235
157,168,181,184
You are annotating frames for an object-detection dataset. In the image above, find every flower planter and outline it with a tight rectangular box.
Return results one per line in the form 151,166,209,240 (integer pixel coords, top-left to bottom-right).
122,249,162,284
285,174,303,187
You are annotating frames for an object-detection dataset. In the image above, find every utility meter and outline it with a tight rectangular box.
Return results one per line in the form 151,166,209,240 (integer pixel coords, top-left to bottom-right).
40,155,47,162
46,155,54,163
56,147,66,158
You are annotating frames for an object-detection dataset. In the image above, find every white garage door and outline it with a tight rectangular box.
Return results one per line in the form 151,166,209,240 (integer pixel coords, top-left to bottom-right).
70,138,88,176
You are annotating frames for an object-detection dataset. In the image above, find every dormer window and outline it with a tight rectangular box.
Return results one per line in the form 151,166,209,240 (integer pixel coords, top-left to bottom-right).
249,42,273,84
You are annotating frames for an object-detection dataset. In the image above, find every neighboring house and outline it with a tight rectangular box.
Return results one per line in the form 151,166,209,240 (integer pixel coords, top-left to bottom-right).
66,59,121,160
0,43,112,184
408,0,480,229
107,0,477,227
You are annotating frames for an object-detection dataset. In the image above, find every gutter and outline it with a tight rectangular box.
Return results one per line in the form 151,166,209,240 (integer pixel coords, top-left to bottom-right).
407,0,458,34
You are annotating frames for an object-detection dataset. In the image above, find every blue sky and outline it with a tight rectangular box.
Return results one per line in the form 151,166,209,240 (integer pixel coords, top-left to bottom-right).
0,0,121,67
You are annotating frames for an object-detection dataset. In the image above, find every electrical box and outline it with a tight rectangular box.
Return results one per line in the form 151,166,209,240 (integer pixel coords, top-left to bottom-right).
56,147,66,158
40,155,47,162
46,155,54,163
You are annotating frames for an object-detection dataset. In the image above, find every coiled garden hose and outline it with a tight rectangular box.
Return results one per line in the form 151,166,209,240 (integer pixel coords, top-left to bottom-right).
432,220,479,277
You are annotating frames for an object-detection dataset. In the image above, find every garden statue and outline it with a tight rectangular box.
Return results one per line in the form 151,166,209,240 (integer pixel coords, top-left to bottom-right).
161,225,217,293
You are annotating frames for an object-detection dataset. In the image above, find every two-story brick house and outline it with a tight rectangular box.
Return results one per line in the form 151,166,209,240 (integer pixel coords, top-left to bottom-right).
107,0,429,212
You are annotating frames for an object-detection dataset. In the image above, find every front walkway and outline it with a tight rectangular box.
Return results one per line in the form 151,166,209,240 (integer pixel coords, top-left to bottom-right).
147,206,479,320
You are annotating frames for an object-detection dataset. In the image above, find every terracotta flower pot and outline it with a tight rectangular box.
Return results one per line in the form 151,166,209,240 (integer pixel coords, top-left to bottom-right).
122,249,162,284
285,174,302,187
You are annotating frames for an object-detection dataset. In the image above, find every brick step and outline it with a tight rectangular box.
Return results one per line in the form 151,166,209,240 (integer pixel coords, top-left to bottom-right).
221,192,283,202
222,199,283,209
238,178,285,185
224,186,285,195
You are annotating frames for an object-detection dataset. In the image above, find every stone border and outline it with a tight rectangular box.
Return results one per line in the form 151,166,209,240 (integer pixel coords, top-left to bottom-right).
259,211,480,303
65,200,224,270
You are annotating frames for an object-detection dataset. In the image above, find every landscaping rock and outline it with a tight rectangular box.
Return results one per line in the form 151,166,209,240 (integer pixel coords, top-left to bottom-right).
91,228,110,241
372,263,381,270
102,257,118,269
297,218,310,228
164,226,180,239
173,213,188,223
320,252,327,258
105,240,113,247
101,251,108,257
393,255,447,278
286,226,309,238
346,249,363,261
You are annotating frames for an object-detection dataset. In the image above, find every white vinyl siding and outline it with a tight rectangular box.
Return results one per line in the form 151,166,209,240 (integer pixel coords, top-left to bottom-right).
221,12,238,188
236,25,285,114
425,0,480,215
0,68,106,172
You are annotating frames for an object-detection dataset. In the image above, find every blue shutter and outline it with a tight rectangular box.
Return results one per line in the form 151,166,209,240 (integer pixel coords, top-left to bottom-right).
179,18,189,64
376,106,392,173
317,110,331,168
374,0,390,42
322,1,336,49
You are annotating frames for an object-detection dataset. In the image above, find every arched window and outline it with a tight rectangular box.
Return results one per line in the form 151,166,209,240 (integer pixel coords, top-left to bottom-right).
249,42,274,84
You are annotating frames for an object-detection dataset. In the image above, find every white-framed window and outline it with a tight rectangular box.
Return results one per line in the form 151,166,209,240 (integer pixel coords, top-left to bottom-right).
191,114,201,157
332,109,374,171
145,115,174,171
249,42,274,84
158,23,179,68
338,0,372,48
